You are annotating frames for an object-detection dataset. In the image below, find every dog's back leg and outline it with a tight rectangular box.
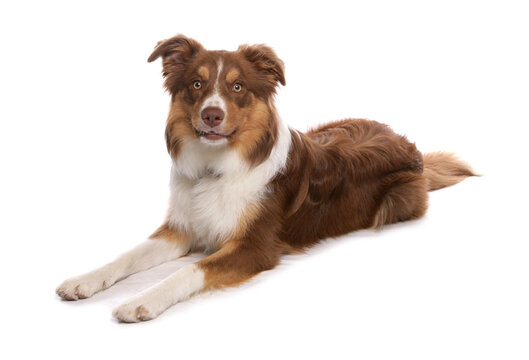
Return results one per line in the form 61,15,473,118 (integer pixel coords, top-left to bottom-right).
371,172,429,229
56,223,190,300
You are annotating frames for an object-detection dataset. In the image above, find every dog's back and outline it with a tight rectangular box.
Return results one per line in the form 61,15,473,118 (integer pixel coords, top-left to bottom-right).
275,118,475,249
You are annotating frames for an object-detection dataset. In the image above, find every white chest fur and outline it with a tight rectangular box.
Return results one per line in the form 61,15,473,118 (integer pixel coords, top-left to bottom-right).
168,167,268,251
167,120,292,252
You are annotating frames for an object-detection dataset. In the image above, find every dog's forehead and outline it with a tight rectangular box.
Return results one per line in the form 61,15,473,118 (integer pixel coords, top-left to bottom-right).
192,50,246,78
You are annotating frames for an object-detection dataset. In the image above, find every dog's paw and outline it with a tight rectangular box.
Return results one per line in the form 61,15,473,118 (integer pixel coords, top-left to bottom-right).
56,273,110,300
112,301,158,323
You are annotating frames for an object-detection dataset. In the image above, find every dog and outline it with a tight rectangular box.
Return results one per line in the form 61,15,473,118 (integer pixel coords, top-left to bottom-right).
56,35,475,322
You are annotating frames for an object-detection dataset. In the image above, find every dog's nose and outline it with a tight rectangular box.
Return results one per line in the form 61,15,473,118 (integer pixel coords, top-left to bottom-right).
201,107,225,128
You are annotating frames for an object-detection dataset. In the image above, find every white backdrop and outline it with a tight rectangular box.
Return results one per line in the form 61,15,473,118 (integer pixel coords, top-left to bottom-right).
1,0,528,359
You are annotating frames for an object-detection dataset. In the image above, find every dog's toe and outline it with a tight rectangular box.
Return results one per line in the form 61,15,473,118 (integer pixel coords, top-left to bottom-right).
112,303,154,323
56,275,109,301
113,299,161,323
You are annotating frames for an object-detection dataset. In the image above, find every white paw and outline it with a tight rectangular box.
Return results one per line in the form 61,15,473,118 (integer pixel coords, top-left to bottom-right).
56,272,111,300
112,300,159,323
112,264,203,322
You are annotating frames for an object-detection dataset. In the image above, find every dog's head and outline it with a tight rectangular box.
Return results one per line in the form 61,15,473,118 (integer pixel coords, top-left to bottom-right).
148,35,286,169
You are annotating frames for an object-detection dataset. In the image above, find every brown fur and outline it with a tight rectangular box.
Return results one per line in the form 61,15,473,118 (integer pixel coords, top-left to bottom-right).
149,35,476,290
423,152,477,191
275,119,429,247
197,66,210,80
225,69,239,84
149,222,190,248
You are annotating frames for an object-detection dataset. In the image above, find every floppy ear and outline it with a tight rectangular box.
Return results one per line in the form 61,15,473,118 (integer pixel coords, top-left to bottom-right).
147,34,204,64
238,44,286,88
148,35,204,92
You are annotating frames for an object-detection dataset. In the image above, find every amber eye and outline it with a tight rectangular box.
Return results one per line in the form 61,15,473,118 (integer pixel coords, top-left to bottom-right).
193,81,202,90
232,83,242,92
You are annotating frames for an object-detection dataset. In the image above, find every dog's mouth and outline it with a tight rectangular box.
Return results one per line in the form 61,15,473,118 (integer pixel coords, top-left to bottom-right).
195,129,237,141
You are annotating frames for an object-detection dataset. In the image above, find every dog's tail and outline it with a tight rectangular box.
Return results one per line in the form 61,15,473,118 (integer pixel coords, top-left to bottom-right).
423,152,477,191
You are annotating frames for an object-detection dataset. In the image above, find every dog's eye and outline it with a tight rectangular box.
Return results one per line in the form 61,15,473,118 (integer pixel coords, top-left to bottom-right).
193,81,202,90
232,83,242,92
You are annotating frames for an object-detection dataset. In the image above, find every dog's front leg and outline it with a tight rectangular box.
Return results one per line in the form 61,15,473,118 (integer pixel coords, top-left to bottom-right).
113,240,281,322
56,224,189,300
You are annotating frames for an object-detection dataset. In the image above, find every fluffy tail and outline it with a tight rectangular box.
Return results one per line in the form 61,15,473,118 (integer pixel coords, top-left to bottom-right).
423,152,477,191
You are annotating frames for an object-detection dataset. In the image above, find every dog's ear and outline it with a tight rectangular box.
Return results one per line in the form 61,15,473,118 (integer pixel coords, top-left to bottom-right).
148,35,204,92
238,44,286,88
148,34,204,64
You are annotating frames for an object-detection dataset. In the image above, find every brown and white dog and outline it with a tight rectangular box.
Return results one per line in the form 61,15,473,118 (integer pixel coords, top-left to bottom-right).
56,35,475,322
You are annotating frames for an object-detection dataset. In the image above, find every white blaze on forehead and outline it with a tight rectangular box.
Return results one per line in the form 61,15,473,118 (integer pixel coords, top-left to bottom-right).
200,60,227,113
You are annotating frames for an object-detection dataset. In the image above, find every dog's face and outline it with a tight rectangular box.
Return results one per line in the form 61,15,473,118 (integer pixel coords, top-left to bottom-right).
148,35,286,167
